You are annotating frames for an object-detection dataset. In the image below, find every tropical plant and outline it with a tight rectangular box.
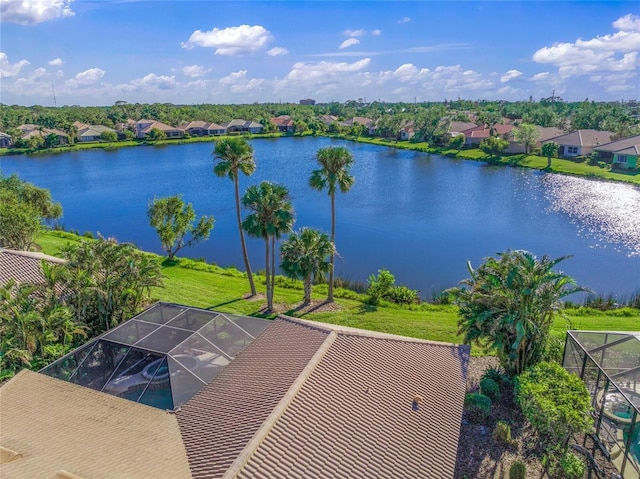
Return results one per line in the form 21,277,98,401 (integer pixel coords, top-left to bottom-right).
449,133,466,151
512,123,540,155
146,127,166,142
280,227,334,306
451,250,584,376
515,362,592,445
479,136,509,157
366,269,396,305
464,392,492,423
213,137,258,296
309,146,355,302
242,182,294,312
59,236,164,335
147,194,214,260
542,141,559,169
100,130,118,143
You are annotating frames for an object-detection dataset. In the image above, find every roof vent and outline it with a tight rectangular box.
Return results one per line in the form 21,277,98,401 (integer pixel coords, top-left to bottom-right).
412,394,424,411
0,446,23,464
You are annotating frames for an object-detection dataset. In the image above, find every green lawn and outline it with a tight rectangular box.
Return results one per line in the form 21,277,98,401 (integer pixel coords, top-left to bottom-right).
34,230,640,356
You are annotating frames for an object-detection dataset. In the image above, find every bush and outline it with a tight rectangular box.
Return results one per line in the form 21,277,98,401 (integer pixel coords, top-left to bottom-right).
509,460,526,479
558,452,585,479
366,269,395,305
493,420,514,445
480,378,501,402
385,285,419,304
464,393,492,423
542,335,565,364
481,366,509,386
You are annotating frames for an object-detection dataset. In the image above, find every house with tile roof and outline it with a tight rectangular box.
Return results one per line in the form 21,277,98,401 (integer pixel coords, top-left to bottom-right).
1,303,470,479
544,129,615,158
76,124,119,142
0,248,66,287
504,126,565,154
16,124,70,145
136,119,185,139
179,121,227,137
270,115,295,133
224,119,264,134
593,134,640,170
461,123,514,147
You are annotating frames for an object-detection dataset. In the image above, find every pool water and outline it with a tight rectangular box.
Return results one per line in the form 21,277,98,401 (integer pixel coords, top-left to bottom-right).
623,427,640,463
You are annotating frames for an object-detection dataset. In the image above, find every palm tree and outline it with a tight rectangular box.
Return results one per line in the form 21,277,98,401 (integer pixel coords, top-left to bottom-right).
213,138,258,296
451,250,585,376
309,146,355,302
281,228,335,306
242,182,294,312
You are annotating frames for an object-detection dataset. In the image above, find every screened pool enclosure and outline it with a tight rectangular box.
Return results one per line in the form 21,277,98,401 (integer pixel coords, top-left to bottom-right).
42,303,270,410
563,331,640,478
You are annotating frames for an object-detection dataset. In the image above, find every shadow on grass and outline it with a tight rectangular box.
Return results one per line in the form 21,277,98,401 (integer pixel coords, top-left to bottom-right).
206,298,245,310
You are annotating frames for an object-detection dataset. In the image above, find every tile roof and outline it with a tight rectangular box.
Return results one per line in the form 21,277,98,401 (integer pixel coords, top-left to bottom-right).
594,134,640,152
234,324,469,479
462,124,513,138
0,248,66,286
0,370,192,479
548,129,614,147
177,318,330,479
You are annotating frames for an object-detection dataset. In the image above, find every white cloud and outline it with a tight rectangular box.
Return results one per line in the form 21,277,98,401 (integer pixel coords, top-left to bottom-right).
65,67,105,87
182,24,272,55
339,38,360,49
131,73,176,90
0,52,29,77
344,29,365,37
533,14,640,79
613,13,640,32
48,57,64,66
0,0,74,25
267,47,289,56
397,17,411,24
500,69,523,83
372,29,382,36
531,72,550,81
182,64,211,78
285,58,371,82
219,70,264,93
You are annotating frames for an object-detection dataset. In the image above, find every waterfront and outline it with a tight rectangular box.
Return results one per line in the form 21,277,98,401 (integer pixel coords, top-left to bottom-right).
2,137,639,298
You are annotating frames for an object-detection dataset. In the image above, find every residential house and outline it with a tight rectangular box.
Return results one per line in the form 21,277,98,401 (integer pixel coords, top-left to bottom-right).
544,129,614,158
1,302,470,479
319,114,339,127
399,119,415,141
76,124,118,142
0,249,66,286
179,120,227,137
594,134,640,169
270,115,295,133
340,117,375,136
0,131,13,147
504,126,565,154
135,119,184,139
461,123,514,147
447,121,477,137
16,124,70,145
223,119,264,134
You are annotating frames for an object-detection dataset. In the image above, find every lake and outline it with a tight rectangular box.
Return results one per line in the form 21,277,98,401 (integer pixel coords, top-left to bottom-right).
2,137,639,300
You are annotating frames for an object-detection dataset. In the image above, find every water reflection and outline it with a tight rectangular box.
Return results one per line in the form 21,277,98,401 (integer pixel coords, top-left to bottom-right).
542,175,640,257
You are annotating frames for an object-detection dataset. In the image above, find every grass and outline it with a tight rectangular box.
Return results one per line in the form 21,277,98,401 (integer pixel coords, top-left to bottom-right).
35,230,640,356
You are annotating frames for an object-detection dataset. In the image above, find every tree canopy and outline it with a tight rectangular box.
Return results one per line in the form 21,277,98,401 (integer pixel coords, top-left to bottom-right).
147,194,214,260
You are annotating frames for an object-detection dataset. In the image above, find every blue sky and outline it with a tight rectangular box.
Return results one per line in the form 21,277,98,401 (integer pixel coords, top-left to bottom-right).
1,0,638,106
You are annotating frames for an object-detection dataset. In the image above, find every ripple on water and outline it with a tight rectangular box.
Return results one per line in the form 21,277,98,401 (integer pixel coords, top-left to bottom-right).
542,175,640,257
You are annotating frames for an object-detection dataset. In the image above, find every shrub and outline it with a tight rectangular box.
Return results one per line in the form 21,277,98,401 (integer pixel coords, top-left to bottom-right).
542,335,565,364
366,269,395,305
558,452,585,479
481,366,509,385
385,285,419,304
509,460,526,479
480,378,501,402
493,420,514,445
597,161,607,169
464,393,492,423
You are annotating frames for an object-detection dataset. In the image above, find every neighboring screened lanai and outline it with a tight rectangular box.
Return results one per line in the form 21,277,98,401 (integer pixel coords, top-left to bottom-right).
41,302,270,410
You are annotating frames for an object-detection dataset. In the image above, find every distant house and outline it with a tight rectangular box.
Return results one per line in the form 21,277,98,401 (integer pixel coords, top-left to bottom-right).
447,121,477,137
319,114,339,127
178,121,226,137
77,124,118,142
594,135,640,169
17,124,70,145
504,126,565,154
544,129,614,158
270,115,295,133
0,131,13,147
340,117,375,136
299,98,316,105
223,119,264,134
398,120,415,141
136,119,184,139
461,124,514,147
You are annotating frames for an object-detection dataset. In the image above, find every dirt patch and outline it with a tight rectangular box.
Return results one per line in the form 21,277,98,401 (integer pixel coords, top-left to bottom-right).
243,293,266,301
292,300,343,314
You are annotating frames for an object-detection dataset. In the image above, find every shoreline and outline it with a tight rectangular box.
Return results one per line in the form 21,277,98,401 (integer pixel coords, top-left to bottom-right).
2,133,638,186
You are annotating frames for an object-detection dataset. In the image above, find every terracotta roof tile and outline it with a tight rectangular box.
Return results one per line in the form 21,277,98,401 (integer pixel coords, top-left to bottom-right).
0,249,65,286
177,318,329,479
235,329,470,479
